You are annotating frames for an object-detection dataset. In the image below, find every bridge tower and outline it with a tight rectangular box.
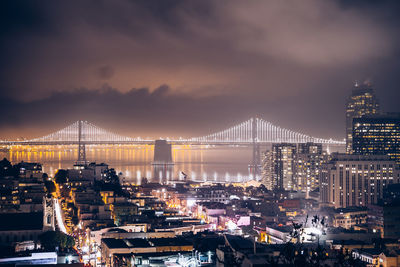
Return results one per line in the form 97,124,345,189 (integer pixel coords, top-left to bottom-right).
77,120,87,165
251,118,261,179
153,140,173,165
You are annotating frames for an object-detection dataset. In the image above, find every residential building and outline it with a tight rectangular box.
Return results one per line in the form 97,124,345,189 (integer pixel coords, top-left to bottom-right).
111,203,139,226
368,202,400,239
351,248,400,267
0,197,55,246
14,162,42,179
261,150,274,190
295,142,325,195
0,179,19,212
272,143,297,191
264,143,325,192
332,207,368,229
195,185,230,204
101,237,193,266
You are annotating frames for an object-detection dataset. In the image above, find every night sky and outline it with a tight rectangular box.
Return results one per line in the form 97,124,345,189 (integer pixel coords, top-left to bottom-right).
1,0,400,140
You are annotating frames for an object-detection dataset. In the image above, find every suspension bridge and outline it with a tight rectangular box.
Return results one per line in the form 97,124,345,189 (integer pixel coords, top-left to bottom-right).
0,118,344,146
0,118,344,175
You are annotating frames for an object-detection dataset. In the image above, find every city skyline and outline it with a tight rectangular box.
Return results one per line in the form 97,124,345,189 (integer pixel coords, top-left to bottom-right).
1,1,400,139
2,2,400,265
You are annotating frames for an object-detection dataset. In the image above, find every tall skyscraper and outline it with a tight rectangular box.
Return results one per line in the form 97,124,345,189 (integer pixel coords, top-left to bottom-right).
353,113,400,163
272,143,297,191
346,82,380,153
320,153,400,208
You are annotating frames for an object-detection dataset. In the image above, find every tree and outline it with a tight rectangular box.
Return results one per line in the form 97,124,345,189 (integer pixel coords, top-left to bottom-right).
259,202,279,216
44,180,56,193
245,186,254,193
104,168,119,184
65,234,75,248
71,216,79,226
280,242,296,265
60,186,71,198
258,184,269,193
141,177,148,185
39,231,75,250
42,173,49,181
55,169,68,184
0,158,17,178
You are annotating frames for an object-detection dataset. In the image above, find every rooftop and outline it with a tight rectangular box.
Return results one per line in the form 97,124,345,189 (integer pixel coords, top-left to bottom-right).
149,238,192,247
0,212,43,231
102,238,129,249
334,206,368,213
102,237,192,249
330,153,392,162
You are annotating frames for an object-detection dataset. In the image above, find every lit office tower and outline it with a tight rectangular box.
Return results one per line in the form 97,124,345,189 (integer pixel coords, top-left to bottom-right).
272,143,297,191
346,82,380,153
353,113,400,163
320,153,400,208
295,143,325,195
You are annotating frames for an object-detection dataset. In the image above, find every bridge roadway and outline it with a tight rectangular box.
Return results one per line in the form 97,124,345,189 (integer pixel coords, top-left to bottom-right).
0,140,311,146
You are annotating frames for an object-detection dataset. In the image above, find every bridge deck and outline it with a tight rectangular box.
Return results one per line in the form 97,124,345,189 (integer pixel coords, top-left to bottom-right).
0,118,345,146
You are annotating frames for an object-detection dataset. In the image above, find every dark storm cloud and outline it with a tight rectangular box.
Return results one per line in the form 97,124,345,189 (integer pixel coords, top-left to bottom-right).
0,0,400,139
0,85,263,139
0,84,364,140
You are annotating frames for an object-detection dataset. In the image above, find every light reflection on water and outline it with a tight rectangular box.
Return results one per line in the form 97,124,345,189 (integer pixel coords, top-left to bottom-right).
0,145,257,184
